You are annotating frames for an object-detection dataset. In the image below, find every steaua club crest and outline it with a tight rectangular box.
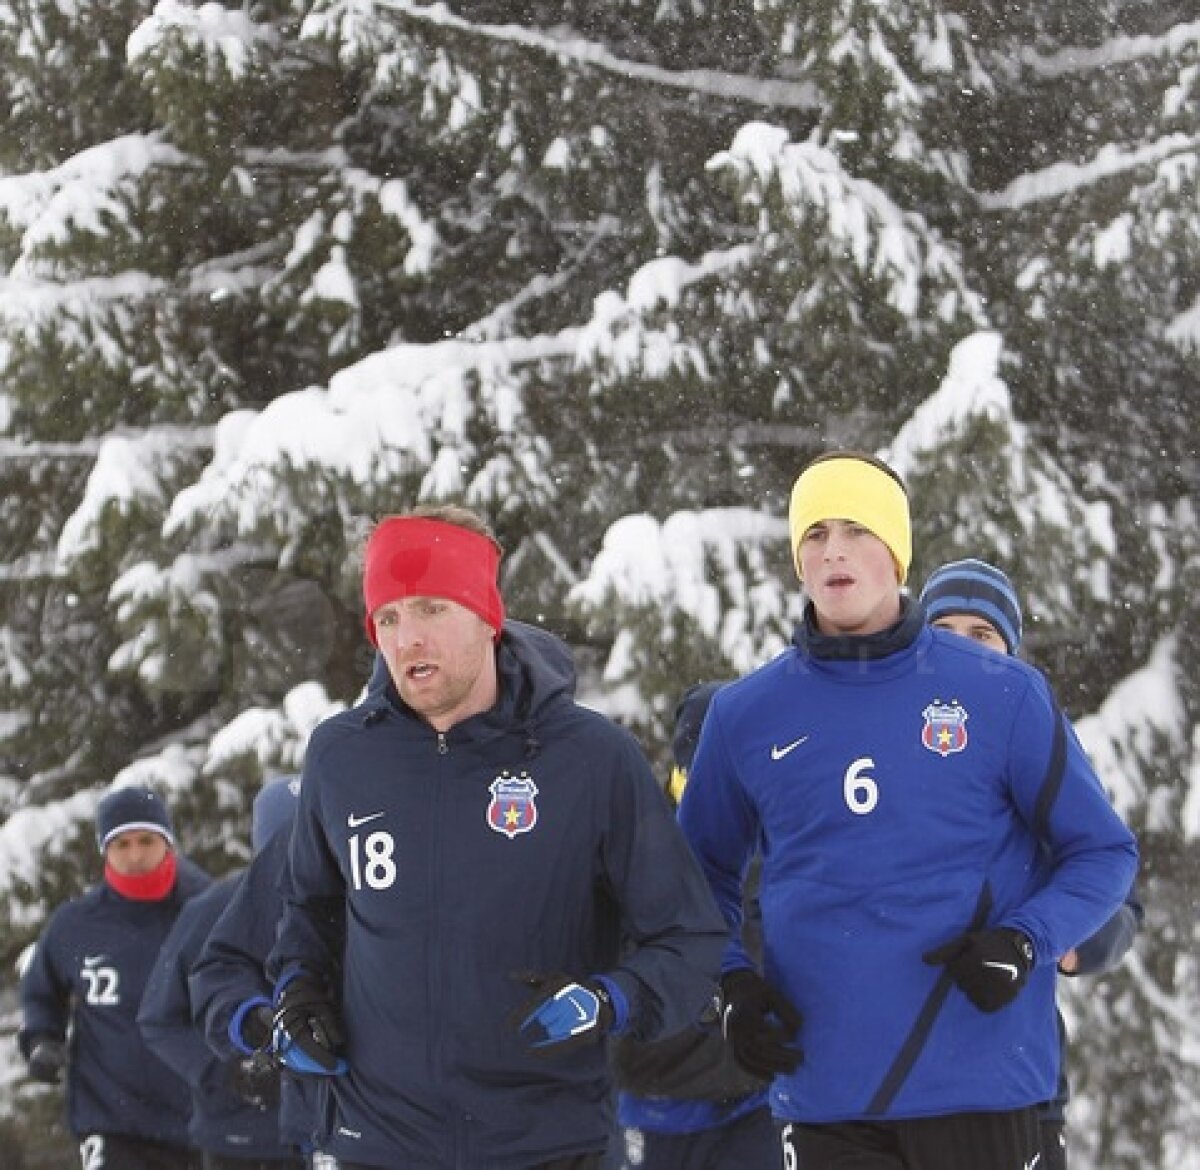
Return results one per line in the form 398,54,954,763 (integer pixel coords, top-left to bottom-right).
921,701,969,757
486,772,539,839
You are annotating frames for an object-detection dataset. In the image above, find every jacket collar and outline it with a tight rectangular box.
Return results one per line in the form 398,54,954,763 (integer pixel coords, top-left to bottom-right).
792,594,924,662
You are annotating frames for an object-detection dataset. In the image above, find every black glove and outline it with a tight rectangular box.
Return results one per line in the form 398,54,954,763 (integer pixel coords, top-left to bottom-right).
511,971,615,1055
720,969,803,1079
272,972,346,1074
225,1052,282,1110
923,928,1035,1013
26,1038,67,1084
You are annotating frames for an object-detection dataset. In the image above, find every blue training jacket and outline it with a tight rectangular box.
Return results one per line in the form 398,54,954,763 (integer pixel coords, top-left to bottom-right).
678,610,1138,1123
268,621,727,1169
19,858,210,1144
138,872,301,1160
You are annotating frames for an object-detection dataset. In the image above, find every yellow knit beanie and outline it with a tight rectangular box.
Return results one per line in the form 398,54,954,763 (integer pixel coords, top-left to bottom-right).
788,454,912,584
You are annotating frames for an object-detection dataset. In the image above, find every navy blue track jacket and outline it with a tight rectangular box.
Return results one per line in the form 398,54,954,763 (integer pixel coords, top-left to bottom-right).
613,681,770,1133
1042,893,1143,1123
268,621,727,1168
191,830,291,1062
189,826,326,1153
138,872,301,1160
19,858,210,1144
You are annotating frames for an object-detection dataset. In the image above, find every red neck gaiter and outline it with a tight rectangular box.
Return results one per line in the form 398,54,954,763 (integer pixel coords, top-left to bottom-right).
105,850,178,902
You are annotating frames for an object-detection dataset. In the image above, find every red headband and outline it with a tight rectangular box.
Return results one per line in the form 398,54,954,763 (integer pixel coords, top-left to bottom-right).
362,517,505,644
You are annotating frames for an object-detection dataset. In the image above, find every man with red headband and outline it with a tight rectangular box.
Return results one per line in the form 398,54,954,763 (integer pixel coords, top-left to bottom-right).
267,504,726,1170
20,785,211,1169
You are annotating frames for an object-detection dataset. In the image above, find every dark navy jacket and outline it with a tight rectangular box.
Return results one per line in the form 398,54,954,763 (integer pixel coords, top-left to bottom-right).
268,621,727,1168
189,826,327,1153
191,830,290,1062
1042,893,1143,1123
19,857,210,1144
613,681,770,1133
138,872,301,1160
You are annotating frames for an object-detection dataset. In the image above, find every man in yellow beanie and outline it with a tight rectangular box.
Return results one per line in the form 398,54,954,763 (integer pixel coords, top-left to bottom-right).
679,450,1139,1170
786,450,912,633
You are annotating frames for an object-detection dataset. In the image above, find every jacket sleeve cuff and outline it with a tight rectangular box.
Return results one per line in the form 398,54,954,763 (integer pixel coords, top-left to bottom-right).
229,995,273,1055
1071,905,1141,976
593,974,631,1035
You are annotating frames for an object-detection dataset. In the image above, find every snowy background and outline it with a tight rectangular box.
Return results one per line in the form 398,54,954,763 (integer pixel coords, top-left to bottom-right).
0,1,1197,1165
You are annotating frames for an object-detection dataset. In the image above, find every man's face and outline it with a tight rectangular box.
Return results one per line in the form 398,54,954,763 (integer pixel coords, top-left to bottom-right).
931,613,1009,655
104,830,170,876
798,519,901,637
372,596,498,731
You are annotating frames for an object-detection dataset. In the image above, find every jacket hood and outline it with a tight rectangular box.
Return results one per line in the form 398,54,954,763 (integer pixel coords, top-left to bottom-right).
493,619,577,722
365,651,392,700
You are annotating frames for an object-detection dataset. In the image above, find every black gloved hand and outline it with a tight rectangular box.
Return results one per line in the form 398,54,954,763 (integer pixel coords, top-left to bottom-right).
27,1038,67,1084
511,971,615,1055
720,969,803,1079
923,928,1035,1013
272,972,346,1074
226,1052,282,1110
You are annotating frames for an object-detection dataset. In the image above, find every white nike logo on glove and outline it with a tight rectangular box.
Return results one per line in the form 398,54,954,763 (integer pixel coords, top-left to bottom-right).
770,736,809,760
984,960,1019,981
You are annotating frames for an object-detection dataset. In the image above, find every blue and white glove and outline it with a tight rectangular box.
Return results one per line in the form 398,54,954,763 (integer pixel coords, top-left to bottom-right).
512,970,623,1055
271,969,348,1076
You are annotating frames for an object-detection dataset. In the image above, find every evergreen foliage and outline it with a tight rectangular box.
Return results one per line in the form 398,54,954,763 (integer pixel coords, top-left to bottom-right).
0,2,1196,1165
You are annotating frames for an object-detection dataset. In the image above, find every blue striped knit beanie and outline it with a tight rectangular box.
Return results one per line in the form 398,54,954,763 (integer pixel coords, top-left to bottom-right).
919,558,1023,654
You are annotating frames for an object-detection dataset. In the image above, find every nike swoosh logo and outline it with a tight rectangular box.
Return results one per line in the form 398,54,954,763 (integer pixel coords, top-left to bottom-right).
771,736,809,760
984,960,1019,981
347,811,385,829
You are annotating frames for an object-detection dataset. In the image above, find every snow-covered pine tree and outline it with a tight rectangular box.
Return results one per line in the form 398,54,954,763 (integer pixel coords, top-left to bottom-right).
956,13,1199,1166
0,1,1195,1165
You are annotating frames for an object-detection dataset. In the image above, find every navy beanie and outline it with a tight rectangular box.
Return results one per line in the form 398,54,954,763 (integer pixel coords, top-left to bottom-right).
919,558,1023,654
252,774,301,853
95,786,175,853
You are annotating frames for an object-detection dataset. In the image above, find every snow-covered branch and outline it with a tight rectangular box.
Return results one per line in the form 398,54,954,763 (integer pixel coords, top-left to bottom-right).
371,0,821,110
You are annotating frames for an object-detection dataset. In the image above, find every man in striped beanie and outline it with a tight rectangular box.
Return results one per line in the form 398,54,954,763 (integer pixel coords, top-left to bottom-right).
919,557,1023,655
919,558,1142,1170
